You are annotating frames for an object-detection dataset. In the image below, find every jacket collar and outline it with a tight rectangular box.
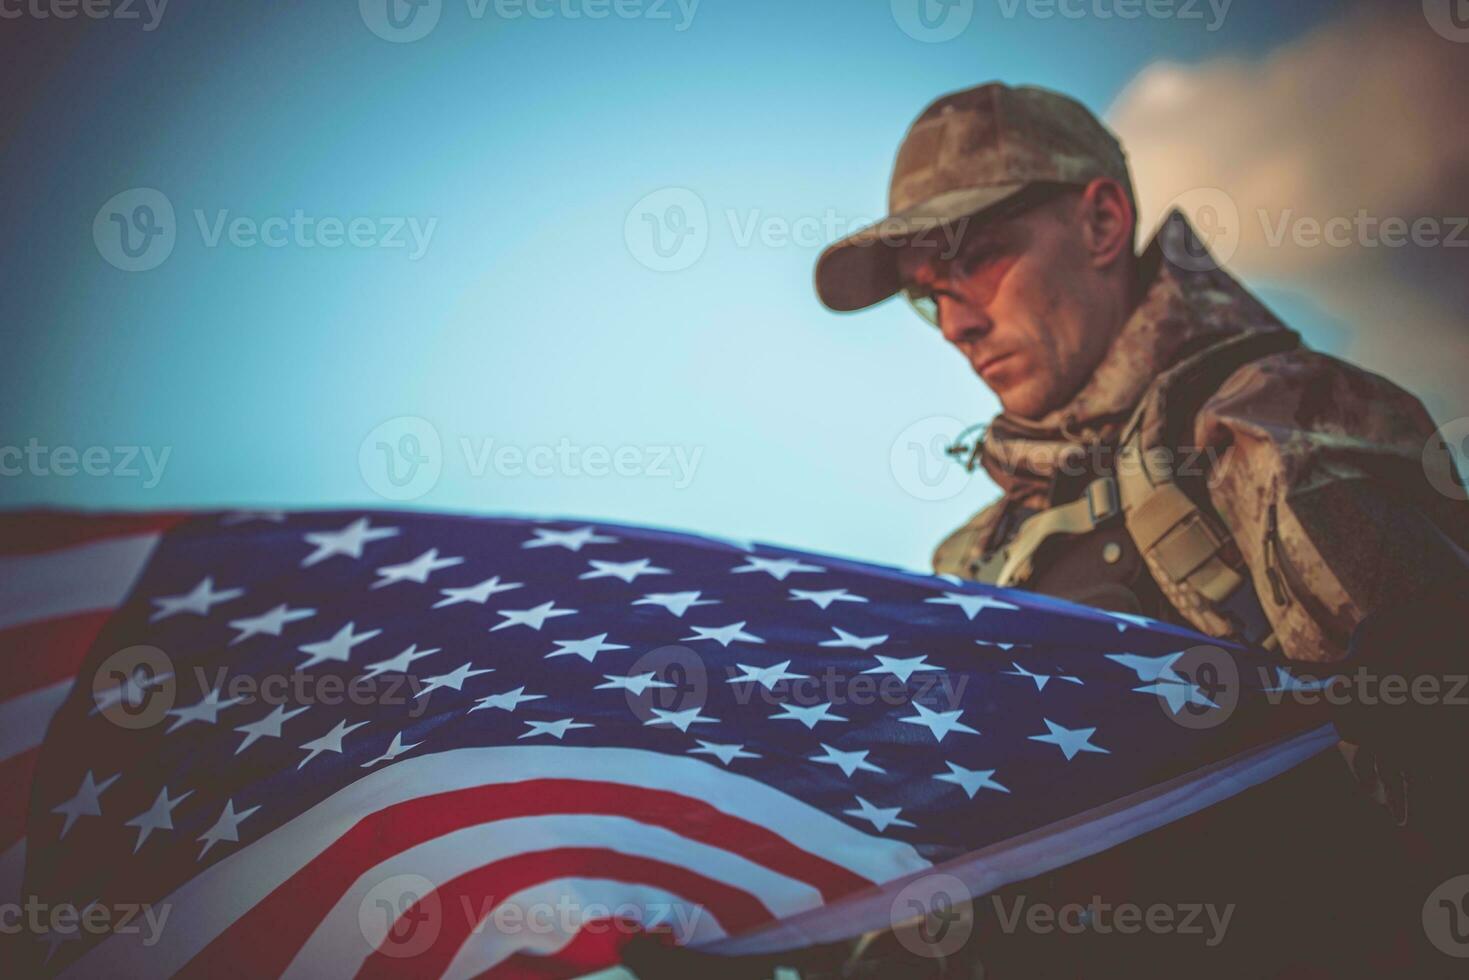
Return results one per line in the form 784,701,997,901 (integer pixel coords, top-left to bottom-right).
979,209,1293,495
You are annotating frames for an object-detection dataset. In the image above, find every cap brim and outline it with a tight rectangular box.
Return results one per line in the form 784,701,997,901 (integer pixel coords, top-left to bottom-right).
813,183,1029,313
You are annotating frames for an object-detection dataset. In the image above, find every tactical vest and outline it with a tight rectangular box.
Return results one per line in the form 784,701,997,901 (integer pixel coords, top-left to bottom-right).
956,330,1302,651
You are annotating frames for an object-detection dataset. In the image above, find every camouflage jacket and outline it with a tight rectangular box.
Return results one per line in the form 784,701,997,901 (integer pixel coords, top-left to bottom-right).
933,211,1468,664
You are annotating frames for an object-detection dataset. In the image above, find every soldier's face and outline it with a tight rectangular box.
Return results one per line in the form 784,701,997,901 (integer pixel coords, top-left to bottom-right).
897,191,1123,419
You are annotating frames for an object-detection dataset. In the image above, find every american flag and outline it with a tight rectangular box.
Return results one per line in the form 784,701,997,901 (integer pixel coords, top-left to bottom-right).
3,509,1336,977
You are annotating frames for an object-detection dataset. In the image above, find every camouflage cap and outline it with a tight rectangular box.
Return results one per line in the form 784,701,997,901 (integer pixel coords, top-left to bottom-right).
814,82,1133,312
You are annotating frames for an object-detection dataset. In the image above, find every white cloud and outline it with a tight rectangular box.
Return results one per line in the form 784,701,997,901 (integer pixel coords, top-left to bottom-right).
1107,3,1469,419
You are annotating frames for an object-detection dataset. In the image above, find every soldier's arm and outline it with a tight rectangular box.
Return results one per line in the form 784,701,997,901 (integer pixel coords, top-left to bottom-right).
1192,348,1468,665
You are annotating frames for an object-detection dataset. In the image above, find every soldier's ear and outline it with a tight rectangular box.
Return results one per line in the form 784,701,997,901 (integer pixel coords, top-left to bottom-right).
1078,177,1135,272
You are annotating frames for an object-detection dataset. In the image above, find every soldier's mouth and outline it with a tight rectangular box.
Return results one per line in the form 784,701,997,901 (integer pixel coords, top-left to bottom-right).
975,352,1017,379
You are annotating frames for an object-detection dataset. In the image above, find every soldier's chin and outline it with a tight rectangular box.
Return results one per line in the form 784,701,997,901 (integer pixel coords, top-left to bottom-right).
991,376,1053,420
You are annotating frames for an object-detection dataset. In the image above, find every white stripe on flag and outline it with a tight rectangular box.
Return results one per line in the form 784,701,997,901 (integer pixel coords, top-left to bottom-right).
443,879,726,980
64,745,927,979
0,680,72,764
0,533,158,631
283,813,819,979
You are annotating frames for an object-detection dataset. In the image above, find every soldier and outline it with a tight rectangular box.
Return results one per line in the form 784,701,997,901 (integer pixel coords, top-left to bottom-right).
804,82,1469,977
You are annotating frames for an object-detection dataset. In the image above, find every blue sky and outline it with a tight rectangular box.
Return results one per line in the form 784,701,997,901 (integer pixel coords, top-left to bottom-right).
1,0,1354,571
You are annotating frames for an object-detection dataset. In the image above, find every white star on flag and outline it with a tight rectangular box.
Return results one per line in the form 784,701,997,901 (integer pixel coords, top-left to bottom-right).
688,741,760,766
857,655,940,687
361,731,423,767
227,604,315,645
594,672,674,695
519,718,594,740
1107,611,1161,632
522,526,618,551
362,643,440,678
233,704,310,754
727,660,809,690
789,588,867,610
125,786,193,853
297,621,381,670
1105,652,1186,684
681,621,764,647
52,771,120,838
415,661,494,698
297,719,370,769
810,744,884,777
150,576,244,622
491,600,578,632
197,799,261,859
165,685,243,733
818,627,888,651
371,549,464,589
433,575,523,609
1137,681,1219,714
934,762,1010,798
861,654,943,683
644,707,718,732
632,590,718,617
299,517,399,567
1029,719,1109,760
579,558,672,583
770,701,848,729
730,556,824,581
924,591,1020,620
545,633,629,663
844,796,915,832
1002,662,1083,691
898,703,979,742
469,686,547,713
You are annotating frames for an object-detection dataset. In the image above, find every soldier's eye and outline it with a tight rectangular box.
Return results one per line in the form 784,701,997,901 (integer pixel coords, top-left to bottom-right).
903,288,940,327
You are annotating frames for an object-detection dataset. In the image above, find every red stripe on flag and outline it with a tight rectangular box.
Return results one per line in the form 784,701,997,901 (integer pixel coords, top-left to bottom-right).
359,849,768,980
0,511,187,556
0,747,41,850
177,779,870,979
0,610,112,703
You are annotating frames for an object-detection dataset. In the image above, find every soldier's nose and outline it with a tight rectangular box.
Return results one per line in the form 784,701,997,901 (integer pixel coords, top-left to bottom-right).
937,298,992,345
